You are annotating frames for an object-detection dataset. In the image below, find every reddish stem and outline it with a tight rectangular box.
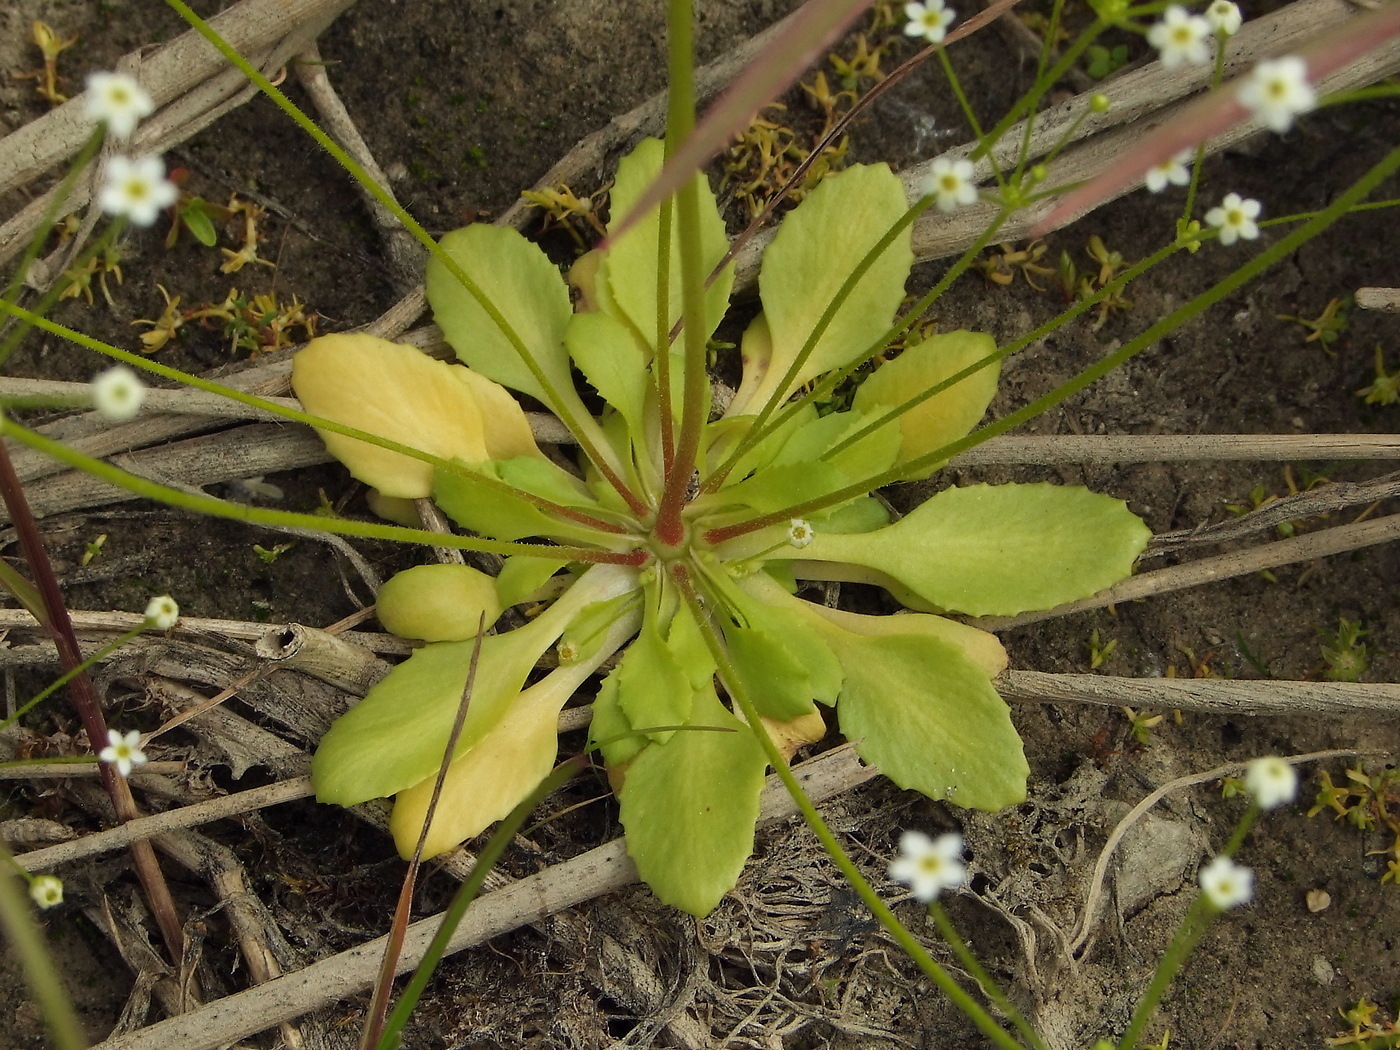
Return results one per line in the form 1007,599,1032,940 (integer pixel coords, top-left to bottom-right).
0,440,186,965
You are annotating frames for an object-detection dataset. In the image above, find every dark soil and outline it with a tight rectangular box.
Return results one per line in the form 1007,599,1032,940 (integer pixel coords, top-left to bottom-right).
1,1,1398,1048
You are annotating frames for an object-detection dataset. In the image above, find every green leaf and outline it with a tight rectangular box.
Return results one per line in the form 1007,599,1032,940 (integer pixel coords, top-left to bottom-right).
433,462,610,545
558,591,639,665
833,632,1028,811
313,565,639,806
724,611,840,720
702,461,849,517
619,688,767,916
731,164,913,414
495,455,599,509
851,330,1001,474
426,224,577,414
291,333,542,499
376,563,502,642
566,311,649,444
311,633,541,806
182,200,219,246
615,614,693,742
600,138,733,351
590,668,646,769
811,496,890,535
790,483,1151,616
495,555,569,609
388,666,571,858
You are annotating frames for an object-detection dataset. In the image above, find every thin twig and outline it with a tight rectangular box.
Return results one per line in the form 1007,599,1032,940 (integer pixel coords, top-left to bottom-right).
999,672,1400,717
974,512,1400,630
1068,747,1393,955
0,442,186,964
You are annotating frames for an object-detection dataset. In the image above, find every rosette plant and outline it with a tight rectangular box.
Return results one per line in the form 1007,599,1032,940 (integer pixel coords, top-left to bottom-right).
292,138,1150,916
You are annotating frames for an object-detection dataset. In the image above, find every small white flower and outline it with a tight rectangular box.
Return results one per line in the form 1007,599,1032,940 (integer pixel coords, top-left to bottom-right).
91,364,145,421
889,830,965,902
29,875,64,910
1238,56,1316,133
144,595,180,631
99,728,148,778
1245,756,1298,809
904,0,956,45
1205,192,1262,245
787,519,815,549
83,72,155,139
98,155,178,227
1147,6,1212,70
1198,855,1253,909
1144,149,1193,193
1205,0,1243,36
922,157,978,213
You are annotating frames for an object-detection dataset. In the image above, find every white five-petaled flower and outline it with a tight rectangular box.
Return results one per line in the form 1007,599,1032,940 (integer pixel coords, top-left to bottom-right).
1205,192,1262,245
1205,0,1243,36
29,875,64,910
889,830,966,902
1147,6,1212,70
99,728,148,778
787,519,815,549
144,595,180,631
1245,756,1298,810
1145,149,1193,193
91,364,145,421
922,157,978,213
83,72,155,139
98,155,178,227
1238,56,1316,133
904,0,956,45
1198,855,1254,909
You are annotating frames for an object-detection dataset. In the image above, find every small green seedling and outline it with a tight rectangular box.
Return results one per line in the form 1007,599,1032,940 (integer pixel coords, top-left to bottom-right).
976,240,1054,289
162,170,236,249
1319,618,1370,682
1308,765,1400,885
1087,626,1118,669
1122,706,1165,746
59,242,125,308
80,533,107,567
17,21,77,106
1357,345,1400,406
1277,295,1351,352
1328,997,1400,1047
252,542,296,564
1084,43,1130,79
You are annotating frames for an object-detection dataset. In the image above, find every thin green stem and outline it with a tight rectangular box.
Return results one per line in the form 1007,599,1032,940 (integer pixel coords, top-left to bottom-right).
162,0,645,516
706,140,1400,544
1115,805,1260,1050
0,847,87,1050
0,627,146,734
656,196,677,471
655,0,708,546
0,415,647,566
973,20,1107,164
938,48,1007,193
704,198,936,487
373,757,587,1050
1011,0,1069,186
0,128,105,368
0,300,633,536
673,574,1030,1050
929,902,1049,1050
819,234,1179,465
1114,897,1213,1050
702,196,954,492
